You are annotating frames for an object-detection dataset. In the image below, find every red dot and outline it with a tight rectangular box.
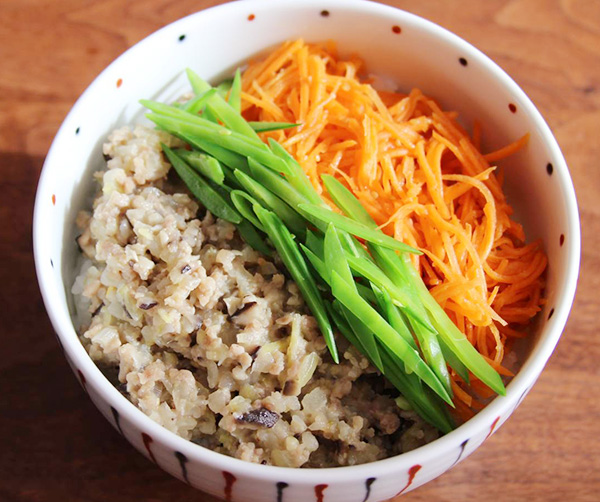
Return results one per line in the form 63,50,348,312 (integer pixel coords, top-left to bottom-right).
51,194,56,205
248,13,255,21
116,78,123,88
320,10,330,17
392,25,402,34
559,234,565,246
508,103,517,113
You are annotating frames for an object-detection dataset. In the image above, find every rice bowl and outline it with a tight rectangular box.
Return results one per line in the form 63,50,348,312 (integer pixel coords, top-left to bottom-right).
33,1,579,500
71,124,438,468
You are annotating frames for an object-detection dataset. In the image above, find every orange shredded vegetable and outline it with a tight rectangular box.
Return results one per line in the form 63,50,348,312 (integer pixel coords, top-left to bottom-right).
240,40,547,416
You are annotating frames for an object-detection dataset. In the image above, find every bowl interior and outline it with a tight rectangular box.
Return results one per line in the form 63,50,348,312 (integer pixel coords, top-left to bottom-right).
34,0,579,494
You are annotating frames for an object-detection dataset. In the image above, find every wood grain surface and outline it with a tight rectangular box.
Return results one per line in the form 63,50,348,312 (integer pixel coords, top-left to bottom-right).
1,1,598,501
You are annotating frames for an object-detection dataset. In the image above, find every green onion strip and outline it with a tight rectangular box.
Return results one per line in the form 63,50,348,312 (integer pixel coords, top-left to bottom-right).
140,67,508,434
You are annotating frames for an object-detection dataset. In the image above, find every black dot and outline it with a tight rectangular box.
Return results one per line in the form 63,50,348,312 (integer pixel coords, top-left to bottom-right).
459,57,468,66
75,127,80,135
559,234,565,246
178,34,186,42
320,10,330,17
546,163,554,175
50,259,54,268
548,308,555,320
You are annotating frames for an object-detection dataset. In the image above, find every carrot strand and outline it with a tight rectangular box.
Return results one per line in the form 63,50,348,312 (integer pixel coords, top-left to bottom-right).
240,40,546,415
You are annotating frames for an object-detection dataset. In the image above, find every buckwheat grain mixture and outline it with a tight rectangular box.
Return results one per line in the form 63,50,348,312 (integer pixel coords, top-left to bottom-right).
72,125,437,468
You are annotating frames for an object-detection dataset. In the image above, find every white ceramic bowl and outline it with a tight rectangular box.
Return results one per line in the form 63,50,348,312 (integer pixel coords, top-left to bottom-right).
33,1,580,500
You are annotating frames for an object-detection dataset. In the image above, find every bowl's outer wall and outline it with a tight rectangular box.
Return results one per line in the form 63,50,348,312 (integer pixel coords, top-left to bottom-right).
34,1,580,501
65,347,536,502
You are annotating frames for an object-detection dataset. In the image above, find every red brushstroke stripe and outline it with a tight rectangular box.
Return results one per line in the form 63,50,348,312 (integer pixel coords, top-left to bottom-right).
223,471,237,502
484,416,501,441
395,464,421,496
315,483,328,502
141,433,157,464
77,370,87,393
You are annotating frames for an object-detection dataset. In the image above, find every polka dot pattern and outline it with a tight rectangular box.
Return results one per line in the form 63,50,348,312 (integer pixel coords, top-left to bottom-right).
48,9,569,501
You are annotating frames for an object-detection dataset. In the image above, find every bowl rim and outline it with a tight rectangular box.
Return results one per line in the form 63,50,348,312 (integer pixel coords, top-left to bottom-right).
33,0,581,484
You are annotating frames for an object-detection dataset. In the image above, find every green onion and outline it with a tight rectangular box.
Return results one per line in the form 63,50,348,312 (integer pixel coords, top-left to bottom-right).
255,206,339,363
186,69,262,142
355,282,378,304
378,342,455,433
146,112,291,175
216,79,233,99
375,290,453,402
142,74,510,435
174,149,225,184
326,301,375,368
234,169,306,238
339,305,384,373
268,138,325,206
324,223,354,285
371,284,418,351
323,174,505,395
180,133,250,172
438,336,470,383
228,69,242,113
249,121,299,133
304,229,325,258
247,158,314,214
330,270,453,405
161,144,241,224
186,68,211,95
230,191,266,232
345,253,430,324
300,244,329,283
236,219,271,257
142,99,267,151
182,88,218,115
298,203,421,254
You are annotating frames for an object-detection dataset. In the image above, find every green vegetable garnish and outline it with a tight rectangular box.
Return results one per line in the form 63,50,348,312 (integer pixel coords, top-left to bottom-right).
248,121,299,133
174,148,225,184
322,174,505,395
161,144,241,224
297,203,422,254
140,67,508,435
254,205,339,364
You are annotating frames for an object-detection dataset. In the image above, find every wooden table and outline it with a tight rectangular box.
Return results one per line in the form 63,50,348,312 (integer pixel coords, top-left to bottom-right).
1,1,598,500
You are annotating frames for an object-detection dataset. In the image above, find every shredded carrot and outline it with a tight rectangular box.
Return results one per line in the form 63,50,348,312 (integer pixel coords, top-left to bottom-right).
241,40,547,415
